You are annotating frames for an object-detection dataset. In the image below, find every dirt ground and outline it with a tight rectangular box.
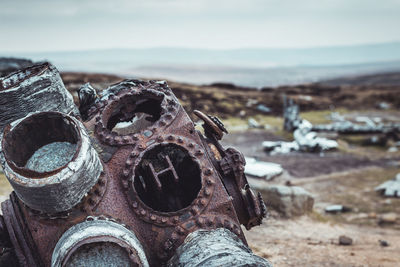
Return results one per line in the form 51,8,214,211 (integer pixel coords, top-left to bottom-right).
222,126,400,266
243,164,400,266
246,216,400,267
222,130,399,178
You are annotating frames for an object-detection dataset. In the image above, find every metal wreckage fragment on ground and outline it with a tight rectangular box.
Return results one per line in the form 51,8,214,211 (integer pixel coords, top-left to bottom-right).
375,173,400,198
263,98,338,154
265,95,400,155
0,62,271,266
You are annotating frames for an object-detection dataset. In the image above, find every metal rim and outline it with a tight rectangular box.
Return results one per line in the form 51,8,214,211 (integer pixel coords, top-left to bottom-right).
51,218,149,267
1,111,102,213
122,135,216,226
93,82,180,146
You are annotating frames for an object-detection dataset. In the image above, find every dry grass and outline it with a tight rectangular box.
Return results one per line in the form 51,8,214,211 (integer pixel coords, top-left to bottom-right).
0,173,12,200
301,108,349,125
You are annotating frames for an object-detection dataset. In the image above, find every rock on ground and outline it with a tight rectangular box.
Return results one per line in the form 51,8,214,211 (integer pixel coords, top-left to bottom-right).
338,235,353,246
244,157,283,180
250,184,314,217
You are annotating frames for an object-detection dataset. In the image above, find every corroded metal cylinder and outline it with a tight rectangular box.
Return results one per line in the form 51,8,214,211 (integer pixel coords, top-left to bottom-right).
52,218,149,267
168,228,272,266
0,62,79,132
0,111,102,213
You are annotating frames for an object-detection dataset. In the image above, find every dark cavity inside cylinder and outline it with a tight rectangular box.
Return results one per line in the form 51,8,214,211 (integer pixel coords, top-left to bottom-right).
134,144,202,212
2,112,79,174
65,242,135,267
104,93,163,135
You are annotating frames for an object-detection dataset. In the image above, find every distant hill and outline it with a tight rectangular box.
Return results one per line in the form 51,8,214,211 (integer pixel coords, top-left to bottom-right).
319,72,400,87
2,42,400,87
61,71,400,118
7,42,400,67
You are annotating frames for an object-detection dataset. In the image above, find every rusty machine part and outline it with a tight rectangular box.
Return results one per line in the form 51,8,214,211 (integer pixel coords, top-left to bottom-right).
1,112,102,214
0,63,269,266
167,228,271,266
0,62,79,132
194,110,267,230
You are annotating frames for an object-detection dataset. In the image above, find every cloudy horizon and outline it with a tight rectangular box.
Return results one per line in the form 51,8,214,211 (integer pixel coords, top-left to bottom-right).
1,0,400,53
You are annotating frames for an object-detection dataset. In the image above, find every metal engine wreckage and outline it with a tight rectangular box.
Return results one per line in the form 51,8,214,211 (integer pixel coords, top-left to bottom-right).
0,62,271,266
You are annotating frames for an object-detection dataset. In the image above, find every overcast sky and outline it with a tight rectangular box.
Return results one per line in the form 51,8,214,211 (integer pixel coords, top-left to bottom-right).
1,0,400,52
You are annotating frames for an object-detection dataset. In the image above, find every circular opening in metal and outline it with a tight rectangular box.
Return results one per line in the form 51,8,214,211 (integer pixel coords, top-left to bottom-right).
65,242,137,267
104,94,163,135
134,144,202,212
2,112,79,174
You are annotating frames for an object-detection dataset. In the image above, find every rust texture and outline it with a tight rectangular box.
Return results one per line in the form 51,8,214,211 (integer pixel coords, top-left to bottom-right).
0,63,267,266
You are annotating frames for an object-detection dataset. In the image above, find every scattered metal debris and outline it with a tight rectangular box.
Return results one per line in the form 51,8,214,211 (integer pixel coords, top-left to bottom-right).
248,117,262,128
245,98,258,108
375,173,400,197
282,98,400,150
244,157,283,180
264,97,338,154
325,205,352,214
263,118,338,154
263,140,299,154
377,102,391,110
329,112,345,122
293,120,338,152
256,104,271,113
283,96,301,132
312,118,400,135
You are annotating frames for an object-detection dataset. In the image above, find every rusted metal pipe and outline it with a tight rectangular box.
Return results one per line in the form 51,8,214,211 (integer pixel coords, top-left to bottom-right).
52,217,149,267
168,228,272,266
0,62,79,133
1,112,102,213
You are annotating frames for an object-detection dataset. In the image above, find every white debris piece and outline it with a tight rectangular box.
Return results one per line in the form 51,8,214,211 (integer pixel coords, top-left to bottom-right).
263,119,338,154
263,141,299,155
355,116,376,127
378,102,391,110
244,157,283,180
293,119,338,152
247,118,261,128
325,204,351,213
329,112,345,122
375,173,400,197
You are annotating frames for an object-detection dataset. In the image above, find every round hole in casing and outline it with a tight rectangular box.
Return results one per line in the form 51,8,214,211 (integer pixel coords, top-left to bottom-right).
65,242,136,267
134,144,202,212
104,94,163,135
2,112,79,174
